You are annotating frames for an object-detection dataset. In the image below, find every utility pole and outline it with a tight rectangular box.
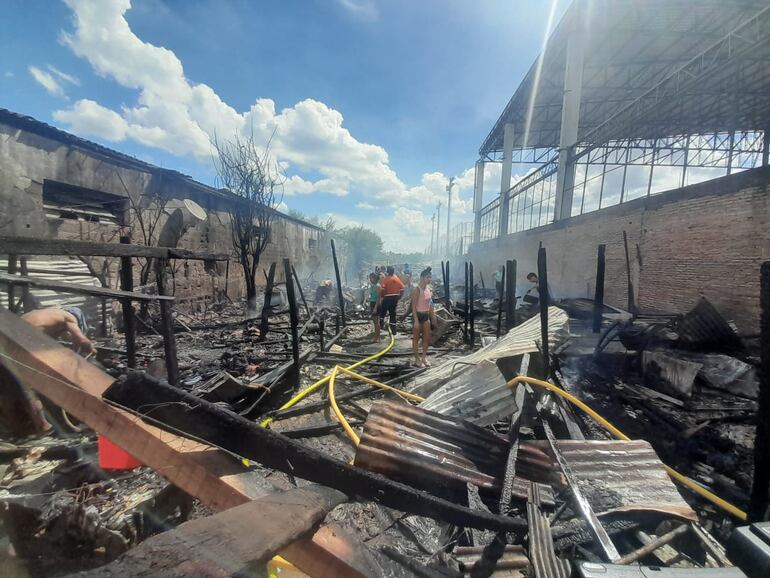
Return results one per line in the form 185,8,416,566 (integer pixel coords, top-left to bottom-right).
446,177,455,257
430,212,436,255
436,201,442,258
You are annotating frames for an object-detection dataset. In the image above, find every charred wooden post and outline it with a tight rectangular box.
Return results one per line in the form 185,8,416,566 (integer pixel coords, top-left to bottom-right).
469,262,475,346
330,239,345,326
319,317,325,351
537,247,550,379
19,257,30,312
505,259,516,331
593,244,606,334
259,262,276,342
291,264,309,317
224,259,230,299
6,254,17,312
101,299,108,337
623,230,636,315
156,258,179,386
443,261,450,305
750,261,770,521
283,259,301,390
119,236,137,368
464,261,469,344
496,264,506,339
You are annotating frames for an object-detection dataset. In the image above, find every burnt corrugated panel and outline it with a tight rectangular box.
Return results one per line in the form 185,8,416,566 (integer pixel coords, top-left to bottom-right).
551,440,696,520
676,297,741,349
419,359,519,427
0,258,101,322
354,400,510,493
410,307,569,397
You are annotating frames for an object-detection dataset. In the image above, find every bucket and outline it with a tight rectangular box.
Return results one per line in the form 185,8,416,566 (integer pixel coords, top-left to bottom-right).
98,435,142,470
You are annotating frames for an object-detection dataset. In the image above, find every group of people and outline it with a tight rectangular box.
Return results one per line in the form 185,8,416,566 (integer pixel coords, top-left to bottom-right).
368,264,435,367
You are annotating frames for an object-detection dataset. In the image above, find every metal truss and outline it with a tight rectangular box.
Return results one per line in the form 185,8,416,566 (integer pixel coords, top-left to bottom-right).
474,2,770,243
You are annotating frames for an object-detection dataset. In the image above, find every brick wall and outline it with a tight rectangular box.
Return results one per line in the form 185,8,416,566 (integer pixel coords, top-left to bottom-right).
468,166,770,333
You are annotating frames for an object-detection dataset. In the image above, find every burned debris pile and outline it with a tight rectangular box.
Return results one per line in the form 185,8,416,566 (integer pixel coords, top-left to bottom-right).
0,238,767,577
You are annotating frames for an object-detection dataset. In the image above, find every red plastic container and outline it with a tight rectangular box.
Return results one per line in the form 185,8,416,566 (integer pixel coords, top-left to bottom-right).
98,435,142,470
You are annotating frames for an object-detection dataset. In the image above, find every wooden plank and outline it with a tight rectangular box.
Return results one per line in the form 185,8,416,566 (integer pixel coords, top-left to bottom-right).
0,236,227,261
0,272,173,302
0,309,381,577
282,524,384,578
156,258,179,385
78,485,347,577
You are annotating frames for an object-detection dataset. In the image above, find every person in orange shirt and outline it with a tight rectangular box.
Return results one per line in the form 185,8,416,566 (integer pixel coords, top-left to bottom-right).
379,265,404,330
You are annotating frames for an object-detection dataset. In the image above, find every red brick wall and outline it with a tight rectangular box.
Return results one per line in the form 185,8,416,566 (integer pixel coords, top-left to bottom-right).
469,166,770,333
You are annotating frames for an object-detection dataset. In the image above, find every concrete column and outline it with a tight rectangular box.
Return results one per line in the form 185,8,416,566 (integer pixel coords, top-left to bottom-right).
498,123,515,237
553,26,585,221
472,160,485,244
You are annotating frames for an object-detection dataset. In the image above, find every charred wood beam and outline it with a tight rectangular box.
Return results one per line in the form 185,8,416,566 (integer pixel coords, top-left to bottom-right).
259,262,277,342
331,239,345,326
0,236,228,261
469,262,476,346
622,231,636,315
616,524,688,565
593,244,606,334
155,258,179,386
119,236,137,368
291,264,310,317
0,272,174,302
284,259,301,390
537,247,550,379
750,260,770,521
103,372,527,533
505,259,516,331
496,263,505,339
280,420,364,439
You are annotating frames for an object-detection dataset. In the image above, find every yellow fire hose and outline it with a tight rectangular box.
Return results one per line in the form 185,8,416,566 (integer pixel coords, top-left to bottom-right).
507,375,748,521
328,365,426,447
261,325,396,428
324,367,747,521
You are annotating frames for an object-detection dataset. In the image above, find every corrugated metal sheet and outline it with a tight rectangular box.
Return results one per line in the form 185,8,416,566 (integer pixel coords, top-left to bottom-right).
419,359,519,427
676,297,741,349
410,307,569,397
354,400,510,493
0,258,102,323
549,440,697,520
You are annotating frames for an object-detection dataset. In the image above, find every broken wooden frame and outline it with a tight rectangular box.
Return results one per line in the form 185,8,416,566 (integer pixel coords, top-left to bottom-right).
0,308,407,577
0,235,231,385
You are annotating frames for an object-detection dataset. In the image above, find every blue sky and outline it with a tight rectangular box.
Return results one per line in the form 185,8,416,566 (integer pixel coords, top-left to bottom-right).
1,0,568,251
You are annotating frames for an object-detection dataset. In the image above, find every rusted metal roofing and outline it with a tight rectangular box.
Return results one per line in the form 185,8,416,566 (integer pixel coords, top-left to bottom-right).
354,400,510,493
546,439,697,520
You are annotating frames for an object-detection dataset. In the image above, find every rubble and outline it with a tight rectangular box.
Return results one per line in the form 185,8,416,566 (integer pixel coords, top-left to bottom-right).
0,240,766,577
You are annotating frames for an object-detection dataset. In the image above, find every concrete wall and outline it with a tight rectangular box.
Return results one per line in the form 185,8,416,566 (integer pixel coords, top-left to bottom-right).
468,166,770,333
0,119,323,306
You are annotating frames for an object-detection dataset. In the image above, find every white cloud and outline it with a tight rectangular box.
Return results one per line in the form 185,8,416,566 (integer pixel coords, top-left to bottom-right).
28,65,65,97
47,65,80,86
4,71,15,78
337,0,378,20
53,99,128,141
53,0,481,249
356,202,375,210
276,201,289,213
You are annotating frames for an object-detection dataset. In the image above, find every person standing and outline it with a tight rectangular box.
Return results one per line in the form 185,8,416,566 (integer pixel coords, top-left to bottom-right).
411,267,435,367
369,272,382,343
379,266,404,330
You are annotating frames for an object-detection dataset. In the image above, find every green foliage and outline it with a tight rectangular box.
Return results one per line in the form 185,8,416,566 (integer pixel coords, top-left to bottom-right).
338,225,383,272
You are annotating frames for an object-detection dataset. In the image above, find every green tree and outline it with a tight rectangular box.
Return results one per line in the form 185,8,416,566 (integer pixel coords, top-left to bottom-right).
338,226,383,274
